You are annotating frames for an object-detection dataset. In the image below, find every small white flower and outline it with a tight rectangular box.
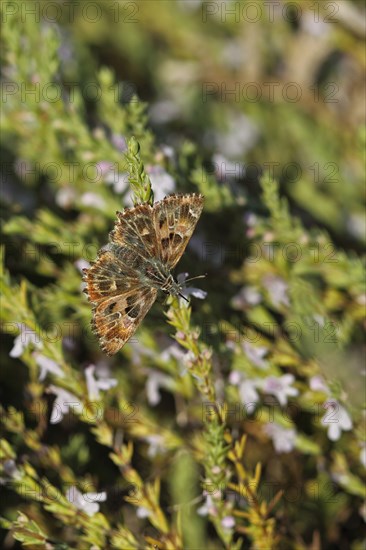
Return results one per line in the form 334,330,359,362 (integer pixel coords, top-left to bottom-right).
146,371,173,406
180,350,196,374
56,186,76,208
301,11,329,36
47,385,81,424
228,370,242,386
10,324,42,358
160,145,175,160
321,400,353,441
244,212,258,227
221,39,244,69
66,487,106,517
264,423,297,453
310,375,329,394
149,99,182,124
212,153,240,182
33,352,65,381
161,343,186,362
197,494,217,517
221,515,235,530
214,113,259,158
148,165,176,201
261,374,298,407
80,192,105,208
85,364,117,401
239,380,260,413
136,506,151,518
111,133,127,152
145,434,166,458
243,342,268,369
313,314,326,327
231,286,262,309
229,371,260,414
177,272,207,300
263,276,290,308
105,170,129,194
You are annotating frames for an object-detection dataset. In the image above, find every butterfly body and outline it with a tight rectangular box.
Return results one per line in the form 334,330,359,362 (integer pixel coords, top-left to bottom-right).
83,193,204,355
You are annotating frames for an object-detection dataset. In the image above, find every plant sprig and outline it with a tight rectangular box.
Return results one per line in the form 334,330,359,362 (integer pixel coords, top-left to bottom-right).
125,136,154,206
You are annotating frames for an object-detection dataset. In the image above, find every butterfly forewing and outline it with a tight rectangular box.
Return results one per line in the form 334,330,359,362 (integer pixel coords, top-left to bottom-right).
84,193,204,354
110,203,158,261
154,194,204,268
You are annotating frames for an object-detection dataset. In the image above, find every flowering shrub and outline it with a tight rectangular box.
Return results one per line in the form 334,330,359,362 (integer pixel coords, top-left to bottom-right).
0,1,365,549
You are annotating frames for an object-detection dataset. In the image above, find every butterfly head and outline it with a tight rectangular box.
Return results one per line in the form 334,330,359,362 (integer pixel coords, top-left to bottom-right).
160,274,189,303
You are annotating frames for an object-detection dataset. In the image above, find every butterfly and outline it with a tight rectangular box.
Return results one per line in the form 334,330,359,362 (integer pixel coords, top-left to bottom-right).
83,193,204,355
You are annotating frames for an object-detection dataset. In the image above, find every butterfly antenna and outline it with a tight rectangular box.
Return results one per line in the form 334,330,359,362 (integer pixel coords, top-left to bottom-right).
184,273,207,284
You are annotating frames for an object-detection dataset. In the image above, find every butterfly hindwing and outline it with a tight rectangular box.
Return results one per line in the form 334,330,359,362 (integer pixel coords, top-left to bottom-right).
153,193,204,268
83,248,158,354
92,286,157,355
83,248,141,303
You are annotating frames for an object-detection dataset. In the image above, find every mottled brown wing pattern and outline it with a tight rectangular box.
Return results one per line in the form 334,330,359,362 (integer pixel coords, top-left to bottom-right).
109,203,157,261
83,248,157,355
153,193,204,268
84,248,141,303
91,285,157,355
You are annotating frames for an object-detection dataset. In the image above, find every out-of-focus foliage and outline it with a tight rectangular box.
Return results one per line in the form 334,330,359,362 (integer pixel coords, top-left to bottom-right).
0,1,365,549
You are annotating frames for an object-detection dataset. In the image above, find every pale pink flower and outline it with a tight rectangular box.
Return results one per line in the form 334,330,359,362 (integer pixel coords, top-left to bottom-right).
221,515,235,530
310,375,329,394
243,342,268,369
261,374,298,406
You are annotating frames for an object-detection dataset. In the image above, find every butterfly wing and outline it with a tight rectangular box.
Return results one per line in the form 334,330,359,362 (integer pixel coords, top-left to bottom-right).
153,193,204,268
109,203,159,262
83,248,157,355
